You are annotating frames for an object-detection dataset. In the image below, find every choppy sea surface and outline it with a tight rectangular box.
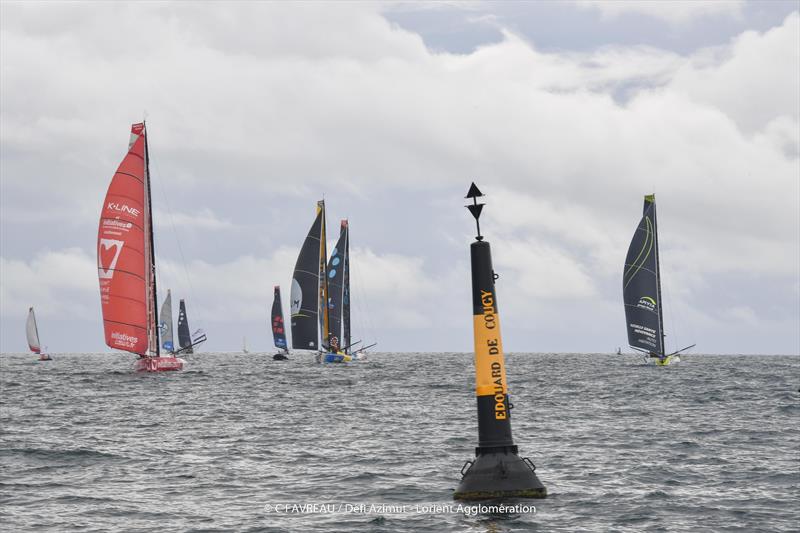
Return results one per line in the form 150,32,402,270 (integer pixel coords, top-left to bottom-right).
1,352,798,532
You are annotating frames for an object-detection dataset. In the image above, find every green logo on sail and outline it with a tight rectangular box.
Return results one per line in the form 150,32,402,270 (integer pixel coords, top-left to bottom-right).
637,296,657,311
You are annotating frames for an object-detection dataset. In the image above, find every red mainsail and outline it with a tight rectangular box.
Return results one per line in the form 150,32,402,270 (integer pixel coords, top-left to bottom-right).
97,123,151,355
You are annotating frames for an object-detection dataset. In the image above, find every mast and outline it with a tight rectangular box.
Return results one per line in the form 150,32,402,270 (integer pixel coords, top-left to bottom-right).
318,200,331,351
143,122,160,357
650,195,666,357
342,220,351,353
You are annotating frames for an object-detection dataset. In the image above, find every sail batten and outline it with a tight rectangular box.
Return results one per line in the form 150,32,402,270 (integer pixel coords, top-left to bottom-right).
623,195,665,356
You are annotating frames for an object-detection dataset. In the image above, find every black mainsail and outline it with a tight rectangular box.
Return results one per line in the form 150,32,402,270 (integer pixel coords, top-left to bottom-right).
326,220,349,352
271,285,288,352
623,194,665,356
291,201,326,350
177,298,193,354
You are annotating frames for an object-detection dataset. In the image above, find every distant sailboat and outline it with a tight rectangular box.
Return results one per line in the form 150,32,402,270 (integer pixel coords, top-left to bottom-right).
326,219,375,361
290,200,355,363
176,298,206,354
27,307,50,361
160,289,175,353
271,286,289,360
242,336,249,354
158,289,206,355
623,194,694,366
97,122,184,372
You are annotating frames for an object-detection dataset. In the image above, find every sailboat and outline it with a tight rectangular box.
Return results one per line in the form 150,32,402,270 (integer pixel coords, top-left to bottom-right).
161,291,206,355
159,289,175,353
176,298,206,354
27,307,51,361
327,219,376,361
271,285,289,360
622,194,695,366
290,200,353,363
97,122,184,372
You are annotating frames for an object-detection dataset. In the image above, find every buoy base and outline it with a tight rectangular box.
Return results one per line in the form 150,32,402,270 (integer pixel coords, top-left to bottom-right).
454,446,547,500
134,356,185,372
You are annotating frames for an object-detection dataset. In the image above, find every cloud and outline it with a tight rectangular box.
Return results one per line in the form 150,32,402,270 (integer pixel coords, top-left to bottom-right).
670,12,800,132
0,248,97,318
573,0,745,25
723,304,759,325
348,246,442,329
1,3,797,353
153,208,235,231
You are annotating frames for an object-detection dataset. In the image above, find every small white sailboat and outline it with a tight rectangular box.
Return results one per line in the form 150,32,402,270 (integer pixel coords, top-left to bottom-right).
242,336,250,354
27,307,51,361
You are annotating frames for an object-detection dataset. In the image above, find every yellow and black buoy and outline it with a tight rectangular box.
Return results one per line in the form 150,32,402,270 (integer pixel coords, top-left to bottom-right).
454,182,547,500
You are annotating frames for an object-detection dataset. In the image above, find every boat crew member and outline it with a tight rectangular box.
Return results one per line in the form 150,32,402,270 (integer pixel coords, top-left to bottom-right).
330,336,341,354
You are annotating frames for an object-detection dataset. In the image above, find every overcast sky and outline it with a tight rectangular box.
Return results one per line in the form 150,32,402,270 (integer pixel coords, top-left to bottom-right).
1,1,798,355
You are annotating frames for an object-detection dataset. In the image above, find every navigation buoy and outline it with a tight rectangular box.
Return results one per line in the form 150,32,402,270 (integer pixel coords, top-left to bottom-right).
454,183,547,500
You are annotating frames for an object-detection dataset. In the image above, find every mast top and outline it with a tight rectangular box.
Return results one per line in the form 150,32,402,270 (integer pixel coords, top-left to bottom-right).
465,182,485,241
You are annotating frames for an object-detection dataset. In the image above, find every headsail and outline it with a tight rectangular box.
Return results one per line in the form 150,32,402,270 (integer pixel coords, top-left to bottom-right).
623,194,665,356
326,220,349,351
271,286,288,351
291,201,325,350
177,298,193,354
26,307,41,354
97,123,156,356
160,289,174,353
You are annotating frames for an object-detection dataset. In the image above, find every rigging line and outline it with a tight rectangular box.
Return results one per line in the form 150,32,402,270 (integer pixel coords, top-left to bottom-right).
350,241,377,344
147,143,205,325
659,233,678,355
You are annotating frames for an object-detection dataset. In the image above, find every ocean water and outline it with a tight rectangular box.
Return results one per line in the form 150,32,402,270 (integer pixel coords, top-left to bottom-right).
0,352,798,532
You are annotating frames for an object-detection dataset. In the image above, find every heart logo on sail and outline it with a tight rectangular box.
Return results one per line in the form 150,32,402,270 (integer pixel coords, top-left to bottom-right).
98,239,124,279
